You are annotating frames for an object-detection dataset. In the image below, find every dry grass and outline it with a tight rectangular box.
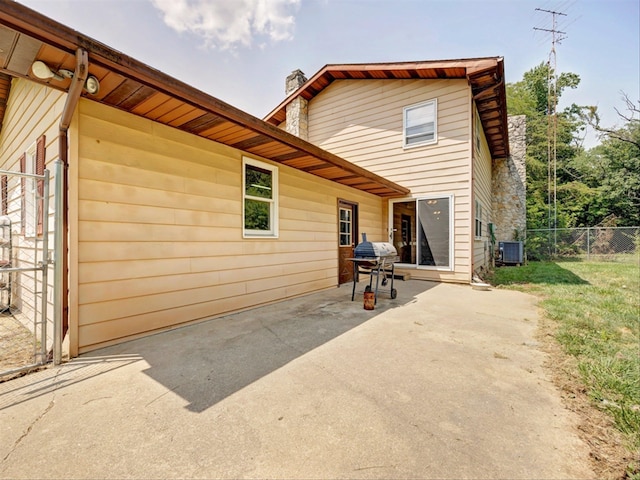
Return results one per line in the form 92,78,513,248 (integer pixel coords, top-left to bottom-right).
0,313,36,373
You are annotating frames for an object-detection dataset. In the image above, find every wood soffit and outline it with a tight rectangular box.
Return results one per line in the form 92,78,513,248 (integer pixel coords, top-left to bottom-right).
0,2,409,198
265,59,510,159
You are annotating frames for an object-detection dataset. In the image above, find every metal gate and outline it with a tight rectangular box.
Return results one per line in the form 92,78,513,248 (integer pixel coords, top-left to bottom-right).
0,168,54,380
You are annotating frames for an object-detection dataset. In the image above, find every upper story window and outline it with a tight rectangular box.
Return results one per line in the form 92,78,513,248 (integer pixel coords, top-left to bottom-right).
243,157,278,238
403,99,437,148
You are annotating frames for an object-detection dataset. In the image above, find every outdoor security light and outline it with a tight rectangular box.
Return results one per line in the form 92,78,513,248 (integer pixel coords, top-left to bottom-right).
31,60,63,81
31,60,100,95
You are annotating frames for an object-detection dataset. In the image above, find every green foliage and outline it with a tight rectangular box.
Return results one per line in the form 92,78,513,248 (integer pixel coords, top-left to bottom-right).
244,164,273,231
244,199,270,230
490,261,640,453
507,63,639,228
245,167,272,199
507,63,586,230
561,117,640,226
593,120,640,226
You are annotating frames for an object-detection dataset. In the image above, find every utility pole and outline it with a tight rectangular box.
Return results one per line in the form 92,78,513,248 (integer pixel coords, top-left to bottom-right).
534,8,566,255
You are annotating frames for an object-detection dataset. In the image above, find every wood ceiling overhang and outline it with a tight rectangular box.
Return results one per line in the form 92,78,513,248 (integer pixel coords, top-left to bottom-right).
0,1,409,198
265,59,510,160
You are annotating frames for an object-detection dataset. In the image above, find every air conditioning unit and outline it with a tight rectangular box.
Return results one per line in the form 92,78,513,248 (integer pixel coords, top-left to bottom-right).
499,241,523,265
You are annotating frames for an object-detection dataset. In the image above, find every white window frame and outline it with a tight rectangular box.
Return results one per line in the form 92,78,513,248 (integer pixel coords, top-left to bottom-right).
24,143,37,238
475,199,483,239
389,194,454,272
339,207,352,247
403,98,438,149
243,157,278,238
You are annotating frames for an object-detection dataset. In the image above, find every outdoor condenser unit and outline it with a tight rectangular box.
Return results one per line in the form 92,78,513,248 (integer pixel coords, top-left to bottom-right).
499,241,523,264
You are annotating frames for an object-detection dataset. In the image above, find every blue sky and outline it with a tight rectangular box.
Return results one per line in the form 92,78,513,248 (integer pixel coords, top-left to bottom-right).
18,0,640,148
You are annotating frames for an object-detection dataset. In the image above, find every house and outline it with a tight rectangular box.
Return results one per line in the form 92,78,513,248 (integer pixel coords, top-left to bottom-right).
0,2,409,359
0,3,524,363
265,61,526,284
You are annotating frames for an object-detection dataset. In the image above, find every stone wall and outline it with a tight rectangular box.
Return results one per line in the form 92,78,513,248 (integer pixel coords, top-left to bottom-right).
285,69,308,140
491,115,526,243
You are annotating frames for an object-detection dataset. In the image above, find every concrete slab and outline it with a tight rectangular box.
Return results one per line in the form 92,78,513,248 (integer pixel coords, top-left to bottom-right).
0,280,594,479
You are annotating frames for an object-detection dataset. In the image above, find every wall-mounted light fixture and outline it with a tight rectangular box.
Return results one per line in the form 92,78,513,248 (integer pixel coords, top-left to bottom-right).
31,60,100,95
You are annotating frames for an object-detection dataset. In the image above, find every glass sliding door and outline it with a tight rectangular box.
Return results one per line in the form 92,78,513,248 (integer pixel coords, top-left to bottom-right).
391,196,453,270
418,197,450,268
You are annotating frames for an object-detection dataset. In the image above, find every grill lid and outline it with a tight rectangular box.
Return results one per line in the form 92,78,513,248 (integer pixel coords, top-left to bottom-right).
354,233,398,259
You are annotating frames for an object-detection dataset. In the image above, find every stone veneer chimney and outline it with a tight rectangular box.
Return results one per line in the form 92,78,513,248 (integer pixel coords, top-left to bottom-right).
285,69,309,140
491,115,527,243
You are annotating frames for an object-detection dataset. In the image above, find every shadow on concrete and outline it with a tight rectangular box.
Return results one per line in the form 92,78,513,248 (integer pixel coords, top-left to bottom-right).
0,354,142,411
97,280,434,413
0,281,435,413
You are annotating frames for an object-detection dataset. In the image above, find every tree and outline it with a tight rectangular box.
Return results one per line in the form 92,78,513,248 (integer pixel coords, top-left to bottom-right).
506,62,585,229
575,94,640,226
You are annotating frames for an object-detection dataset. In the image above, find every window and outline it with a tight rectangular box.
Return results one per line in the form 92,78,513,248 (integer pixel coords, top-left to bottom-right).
1,176,8,216
475,113,481,151
403,99,437,148
339,207,352,246
19,135,46,237
22,144,37,237
243,157,278,237
475,199,483,239
390,195,453,270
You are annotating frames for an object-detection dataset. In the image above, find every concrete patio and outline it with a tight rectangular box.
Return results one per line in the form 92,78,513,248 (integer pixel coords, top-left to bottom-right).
0,280,594,479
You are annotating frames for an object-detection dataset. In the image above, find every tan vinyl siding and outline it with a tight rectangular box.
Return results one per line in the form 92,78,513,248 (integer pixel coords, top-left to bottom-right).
75,99,384,353
308,79,472,283
0,79,63,351
472,106,493,273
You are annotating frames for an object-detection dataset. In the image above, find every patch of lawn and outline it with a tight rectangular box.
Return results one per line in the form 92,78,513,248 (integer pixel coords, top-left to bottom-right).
489,260,640,456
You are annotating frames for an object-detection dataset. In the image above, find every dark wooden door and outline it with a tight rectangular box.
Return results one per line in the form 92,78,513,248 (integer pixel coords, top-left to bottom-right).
338,200,358,284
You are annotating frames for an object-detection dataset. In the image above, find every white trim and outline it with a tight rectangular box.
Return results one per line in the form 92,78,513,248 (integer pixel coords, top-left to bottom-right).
475,198,483,240
24,142,37,238
402,98,438,149
242,156,279,238
338,206,352,247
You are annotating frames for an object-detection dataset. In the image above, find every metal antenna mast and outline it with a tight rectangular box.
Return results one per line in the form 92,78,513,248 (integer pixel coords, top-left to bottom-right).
534,8,566,254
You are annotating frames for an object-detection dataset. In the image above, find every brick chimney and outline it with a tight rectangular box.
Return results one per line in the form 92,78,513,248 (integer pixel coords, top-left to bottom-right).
285,69,308,140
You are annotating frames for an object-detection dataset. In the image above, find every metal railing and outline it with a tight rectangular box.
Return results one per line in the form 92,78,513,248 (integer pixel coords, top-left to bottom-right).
526,227,640,262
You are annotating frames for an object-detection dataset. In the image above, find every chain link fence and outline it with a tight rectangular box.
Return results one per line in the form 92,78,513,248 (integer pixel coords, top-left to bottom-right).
526,227,640,262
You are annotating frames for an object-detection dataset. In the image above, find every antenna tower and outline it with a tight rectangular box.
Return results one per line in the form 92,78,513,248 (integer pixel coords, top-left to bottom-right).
534,8,566,253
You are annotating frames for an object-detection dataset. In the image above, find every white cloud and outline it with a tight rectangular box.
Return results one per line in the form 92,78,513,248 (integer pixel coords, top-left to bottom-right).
150,0,300,50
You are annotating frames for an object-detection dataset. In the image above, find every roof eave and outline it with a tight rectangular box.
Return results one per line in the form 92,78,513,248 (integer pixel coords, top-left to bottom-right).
0,1,409,198
264,57,511,159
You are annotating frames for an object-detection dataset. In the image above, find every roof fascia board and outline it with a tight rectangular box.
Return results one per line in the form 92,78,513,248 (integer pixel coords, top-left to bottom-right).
263,58,502,124
0,2,409,196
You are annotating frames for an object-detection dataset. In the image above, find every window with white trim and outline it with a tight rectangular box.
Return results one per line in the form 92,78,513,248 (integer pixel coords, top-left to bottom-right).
23,143,37,238
339,207,352,246
403,99,437,148
243,157,278,237
475,199,483,239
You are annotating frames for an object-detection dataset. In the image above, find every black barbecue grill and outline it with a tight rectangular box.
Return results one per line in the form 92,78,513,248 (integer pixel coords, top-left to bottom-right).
349,233,400,303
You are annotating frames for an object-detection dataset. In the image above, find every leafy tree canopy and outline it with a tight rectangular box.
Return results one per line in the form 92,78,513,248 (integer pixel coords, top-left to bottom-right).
507,63,639,229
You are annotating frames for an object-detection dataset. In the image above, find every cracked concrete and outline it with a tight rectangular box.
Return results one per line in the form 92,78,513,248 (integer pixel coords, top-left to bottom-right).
0,280,595,479
2,398,54,464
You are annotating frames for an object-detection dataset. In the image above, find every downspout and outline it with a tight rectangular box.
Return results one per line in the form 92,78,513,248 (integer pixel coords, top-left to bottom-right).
54,48,87,364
